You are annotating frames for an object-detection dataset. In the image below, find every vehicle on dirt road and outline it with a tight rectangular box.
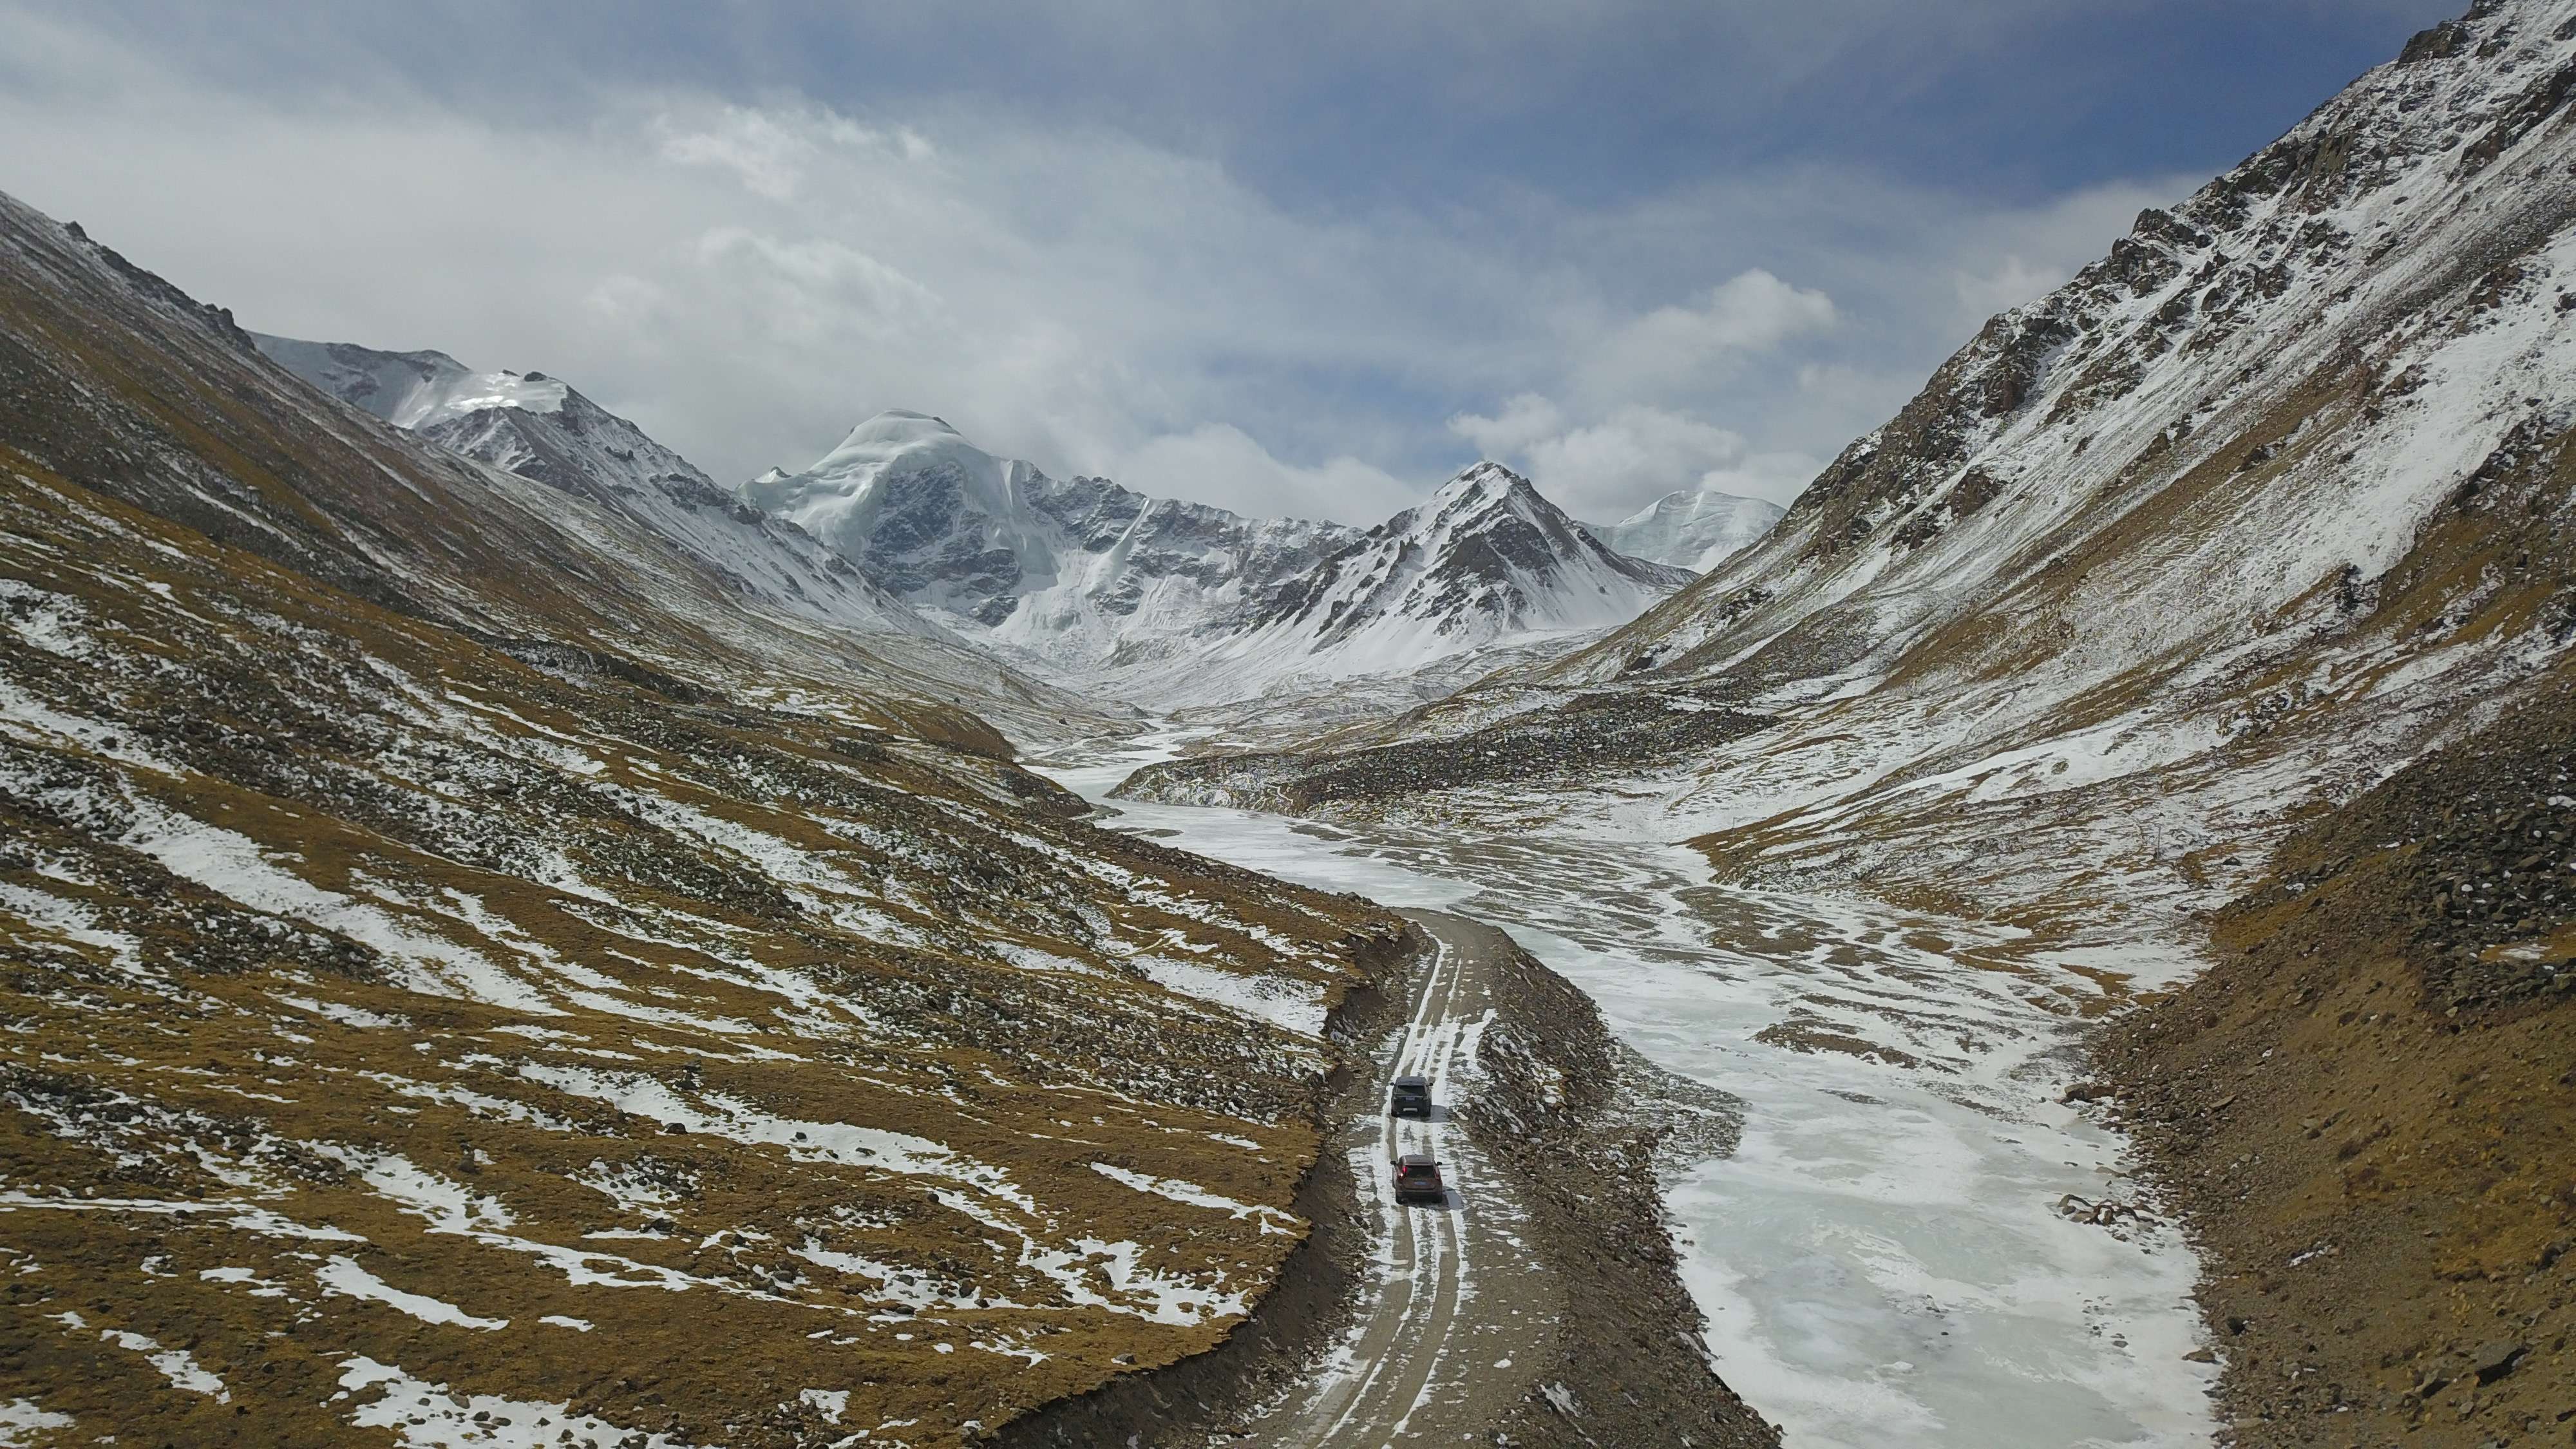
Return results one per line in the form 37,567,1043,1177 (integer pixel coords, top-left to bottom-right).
1389,1074,1432,1117
1392,1153,1446,1204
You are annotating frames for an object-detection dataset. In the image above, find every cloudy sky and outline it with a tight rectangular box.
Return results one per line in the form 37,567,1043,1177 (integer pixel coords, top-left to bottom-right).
0,1,2452,524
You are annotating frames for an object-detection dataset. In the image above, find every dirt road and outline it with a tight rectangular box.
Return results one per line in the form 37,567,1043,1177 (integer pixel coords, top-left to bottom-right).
1239,909,1558,1445
996,898,1773,1448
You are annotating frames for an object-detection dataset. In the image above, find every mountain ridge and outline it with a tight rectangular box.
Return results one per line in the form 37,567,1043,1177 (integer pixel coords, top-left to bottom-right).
0,182,1425,1448
746,413,1693,708
250,334,948,646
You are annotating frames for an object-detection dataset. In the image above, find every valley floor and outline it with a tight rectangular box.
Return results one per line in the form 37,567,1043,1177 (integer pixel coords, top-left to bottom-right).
1039,730,2222,1448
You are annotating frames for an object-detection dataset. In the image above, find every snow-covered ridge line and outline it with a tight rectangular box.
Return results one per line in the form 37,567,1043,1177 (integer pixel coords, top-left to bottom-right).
250,331,945,645
747,416,1698,709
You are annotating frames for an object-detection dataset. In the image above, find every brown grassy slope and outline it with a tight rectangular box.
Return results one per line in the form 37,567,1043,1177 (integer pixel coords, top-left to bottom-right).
2094,666,2576,1445
0,184,1414,1445
0,450,1408,1447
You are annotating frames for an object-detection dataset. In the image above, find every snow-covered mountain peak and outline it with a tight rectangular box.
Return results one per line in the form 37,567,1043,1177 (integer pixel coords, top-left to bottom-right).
252,332,942,641
1154,459,1696,698
1405,460,1545,529
249,333,569,430
1590,487,1785,572
415,368,570,426
746,417,1368,660
740,424,1690,706
1428,458,1530,503
789,408,1052,536
841,407,962,442
809,409,999,480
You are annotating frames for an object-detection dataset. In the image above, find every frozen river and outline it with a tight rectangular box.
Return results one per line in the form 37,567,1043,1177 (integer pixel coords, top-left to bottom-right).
1038,735,2217,1449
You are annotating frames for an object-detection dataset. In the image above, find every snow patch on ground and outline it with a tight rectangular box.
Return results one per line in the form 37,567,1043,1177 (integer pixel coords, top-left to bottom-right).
0,1398,75,1444
317,1255,509,1331
336,1357,687,1448
1090,1162,1299,1228
1133,956,1329,1038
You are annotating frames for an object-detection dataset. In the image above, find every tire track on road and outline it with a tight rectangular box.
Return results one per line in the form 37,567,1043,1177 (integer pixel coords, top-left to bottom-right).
1249,911,1546,1448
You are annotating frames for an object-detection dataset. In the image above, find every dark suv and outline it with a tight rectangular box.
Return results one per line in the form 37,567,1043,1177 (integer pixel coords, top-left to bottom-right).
1389,1075,1432,1117
1392,1153,1446,1204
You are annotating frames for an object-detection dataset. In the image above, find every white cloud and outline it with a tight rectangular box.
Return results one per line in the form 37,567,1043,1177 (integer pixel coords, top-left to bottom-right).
1444,270,1839,516
1461,402,1823,518
0,4,2203,527
1938,178,2195,332
1573,269,1838,409
1448,272,1844,515
1111,424,1415,522
1953,253,2062,322
1446,393,1564,458
657,109,815,200
1524,406,1753,518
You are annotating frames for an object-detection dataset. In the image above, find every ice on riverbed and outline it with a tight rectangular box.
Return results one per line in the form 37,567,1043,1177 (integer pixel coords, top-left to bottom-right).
1038,732,2217,1449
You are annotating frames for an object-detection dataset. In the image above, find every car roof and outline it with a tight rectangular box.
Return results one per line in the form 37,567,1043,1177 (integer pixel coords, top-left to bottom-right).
1392,1075,1430,1088
1397,1153,1437,1168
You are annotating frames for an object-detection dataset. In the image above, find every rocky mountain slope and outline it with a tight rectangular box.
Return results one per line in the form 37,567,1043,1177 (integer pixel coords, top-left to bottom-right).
245,335,1128,751
1586,486,1784,573
2092,668,2576,1443
741,412,1359,685
744,416,1690,709
251,335,942,644
1122,3,2576,1441
1155,0,2576,927
0,188,1415,1447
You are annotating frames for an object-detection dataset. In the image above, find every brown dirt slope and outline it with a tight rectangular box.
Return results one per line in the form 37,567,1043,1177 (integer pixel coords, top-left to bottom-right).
2095,665,2576,1445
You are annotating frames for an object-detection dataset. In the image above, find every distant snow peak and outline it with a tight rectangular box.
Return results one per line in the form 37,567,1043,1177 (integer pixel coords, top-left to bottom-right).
741,409,1359,668
746,427,1693,708
1256,459,1692,668
247,339,1692,710
1591,488,1785,573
